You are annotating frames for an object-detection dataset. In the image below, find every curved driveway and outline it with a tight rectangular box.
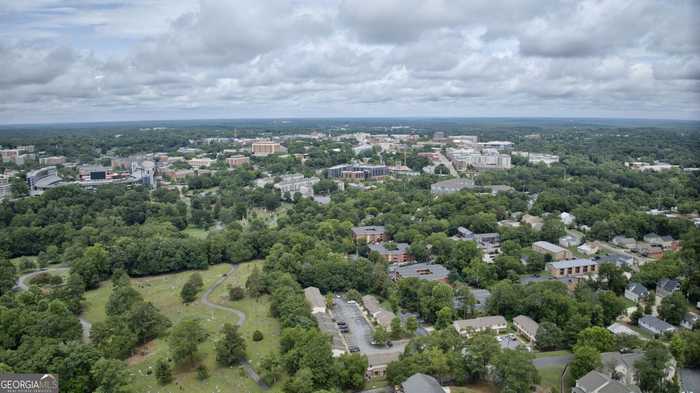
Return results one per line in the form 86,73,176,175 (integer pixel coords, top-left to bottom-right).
15,267,92,342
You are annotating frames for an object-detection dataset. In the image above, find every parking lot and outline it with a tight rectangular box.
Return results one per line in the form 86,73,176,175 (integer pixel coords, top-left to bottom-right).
332,297,408,355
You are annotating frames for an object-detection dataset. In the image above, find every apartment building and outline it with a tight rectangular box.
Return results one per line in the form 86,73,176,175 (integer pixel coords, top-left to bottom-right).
352,226,387,243
533,241,574,260
252,141,284,156
547,259,598,277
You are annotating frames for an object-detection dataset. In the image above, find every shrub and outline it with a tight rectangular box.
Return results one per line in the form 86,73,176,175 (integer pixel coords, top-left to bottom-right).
229,286,245,301
252,330,264,342
196,364,209,380
154,359,172,385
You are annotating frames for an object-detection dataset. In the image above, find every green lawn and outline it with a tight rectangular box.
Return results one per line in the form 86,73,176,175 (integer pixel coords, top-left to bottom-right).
538,365,565,391
182,226,211,240
82,262,282,393
449,384,498,393
534,350,572,359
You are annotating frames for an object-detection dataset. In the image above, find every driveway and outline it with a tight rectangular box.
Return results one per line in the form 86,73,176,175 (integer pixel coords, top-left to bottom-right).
532,354,574,368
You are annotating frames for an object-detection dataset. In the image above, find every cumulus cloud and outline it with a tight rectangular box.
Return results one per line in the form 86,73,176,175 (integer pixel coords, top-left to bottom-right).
0,0,698,123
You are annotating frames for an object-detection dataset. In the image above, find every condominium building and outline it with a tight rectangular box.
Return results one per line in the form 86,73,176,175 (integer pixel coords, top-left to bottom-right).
453,316,507,337
327,163,389,180
447,148,511,171
532,241,574,260
226,155,250,168
39,156,66,166
513,315,539,343
352,226,387,243
252,141,284,156
273,174,319,196
547,259,598,277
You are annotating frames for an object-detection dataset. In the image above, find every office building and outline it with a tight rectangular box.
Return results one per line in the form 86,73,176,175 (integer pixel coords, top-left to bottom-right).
252,141,284,156
327,163,389,180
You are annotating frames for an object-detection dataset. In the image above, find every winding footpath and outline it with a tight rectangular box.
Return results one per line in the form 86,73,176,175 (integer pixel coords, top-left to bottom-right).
15,267,93,342
201,264,268,390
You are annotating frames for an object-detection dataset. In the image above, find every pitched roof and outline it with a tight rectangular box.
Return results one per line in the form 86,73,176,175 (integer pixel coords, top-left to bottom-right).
513,315,539,336
303,287,325,311
533,240,568,254
639,315,676,332
453,316,506,332
626,282,649,297
352,225,385,235
548,258,596,269
393,263,449,281
401,373,444,393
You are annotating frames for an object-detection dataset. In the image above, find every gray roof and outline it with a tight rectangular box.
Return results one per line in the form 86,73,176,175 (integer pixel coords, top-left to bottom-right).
598,254,634,268
574,370,638,393
352,225,385,236
368,242,410,255
453,316,506,332
657,278,681,294
513,315,539,337
547,258,597,269
626,283,649,297
393,263,449,281
601,351,644,373
303,287,325,310
401,373,444,393
639,315,676,333
362,295,383,316
431,178,475,191
533,240,568,254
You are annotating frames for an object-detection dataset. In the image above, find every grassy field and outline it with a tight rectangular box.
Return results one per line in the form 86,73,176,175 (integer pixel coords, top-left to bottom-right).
538,365,565,391
82,262,282,393
182,226,212,239
534,350,572,359
449,384,498,393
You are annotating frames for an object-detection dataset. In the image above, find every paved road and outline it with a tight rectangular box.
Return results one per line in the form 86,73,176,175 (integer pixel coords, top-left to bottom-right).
435,152,458,176
680,368,700,393
16,267,93,342
200,264,267,390
532,354,574,368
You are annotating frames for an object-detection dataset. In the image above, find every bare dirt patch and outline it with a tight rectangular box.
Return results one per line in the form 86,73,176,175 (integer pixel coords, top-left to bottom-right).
127,340,157,366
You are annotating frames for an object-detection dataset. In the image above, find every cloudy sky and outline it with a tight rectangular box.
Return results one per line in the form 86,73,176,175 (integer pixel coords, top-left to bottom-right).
1,0,699,124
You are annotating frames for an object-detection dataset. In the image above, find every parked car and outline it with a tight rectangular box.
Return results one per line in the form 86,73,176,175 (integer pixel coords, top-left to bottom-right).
340,328,350,333
349,346,360,353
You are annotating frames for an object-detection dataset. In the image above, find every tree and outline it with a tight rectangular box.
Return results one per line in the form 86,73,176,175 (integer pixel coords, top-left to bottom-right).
635,341,677,393
196,364,209,380
106,284,143,316
598,263,627,295
405,316,418,336
493,349,539,393
229,286,245,300
91,358,130,393
253,330,264,342
658,291,687,325
0,257,17,296
462,333,501,382
126,301,171,343
536,321,564,351
261,352,284,385
10,175,29,197
216,323,246,366
372,326,389,345
541,218,566,243
390,316,403,339
246,266,264,298
576,327,616,352
597,290,626,326
154,358,172,385
335,353,368,391
571,345,602,380
284,367,315,393
435,306,453,330
168,318,206,365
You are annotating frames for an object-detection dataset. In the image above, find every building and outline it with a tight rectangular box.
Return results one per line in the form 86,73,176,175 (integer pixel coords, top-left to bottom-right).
644,233,680,251
453,316,507,337
656,278,681,299
39,156,66,166
470,288,491,310
607,323,641,338
533,241,574,260
601,351,676,386
366,351,402,379
638,315,677,335
448,148,511,170
521,214,544,231
597,254,635,269
188,157,214,168
624,283,649,303
612,236,637,249
226,155,249,168
352,226,387,243
362,295,396,331
513,315,539,343
559,234,583,248
304,287,326,314
273,174,320,196
577,243,600,256
529,153,559,166
1,146,35,165
572,370,638,393
627,161,678,172
398,373,446,393
390,263,449,283
682,312,699,330
368,243,414,264
479,141,513,150
0,175,10,200
26,166,63,195
252,141,284,156
430,178,475,194
313,310,347,357
327,163,389,180
547,259,598,277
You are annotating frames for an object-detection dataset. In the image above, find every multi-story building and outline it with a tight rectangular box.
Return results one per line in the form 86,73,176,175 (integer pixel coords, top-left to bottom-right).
368,243,414,264
226,155,249,168
513,315,539,343
352,226,387,243
0,175,10,200
252,141,283,156
430,178,475,194
547,259,598,277
447,148,511,171
1,147,35,165
533,241,574,260
273,174,319,197
327,163,389,180
188,158,214,168
39,156,66,166
79,165,113,181
303,287,326,314
26,166,63,195
390,263,449,283
453,316,507,337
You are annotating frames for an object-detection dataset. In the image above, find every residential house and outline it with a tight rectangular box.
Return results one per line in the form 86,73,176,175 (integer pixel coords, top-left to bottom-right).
601,350,676,386
681,312,699,330
607,323,641,338
365,351,402,379
644,233,681,252
513,315,539,343
560,212,576,226
597,254,635,269
453,316,507,337
362,295,396,331
352,226,387,243
390,263,449,283
533,241,574,260
398,373,446,393
368,243,414,264
656,278,681,299
547,259,598,278
624,283,649,303
577,242,600,256
638,315,677,336
304,287,326,314
521,214,544,231
612,236,637,249
572,370,638,393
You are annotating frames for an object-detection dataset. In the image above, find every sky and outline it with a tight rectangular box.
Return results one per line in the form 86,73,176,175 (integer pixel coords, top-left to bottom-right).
1,0,699,124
